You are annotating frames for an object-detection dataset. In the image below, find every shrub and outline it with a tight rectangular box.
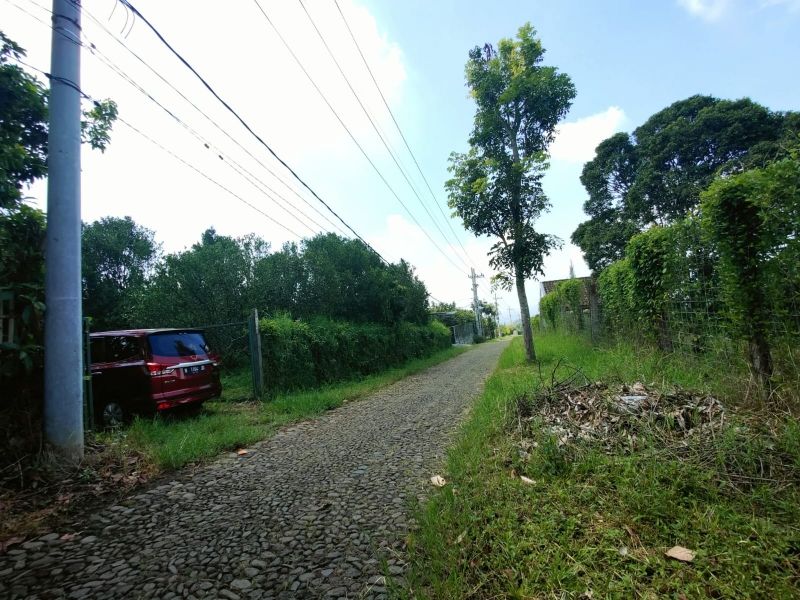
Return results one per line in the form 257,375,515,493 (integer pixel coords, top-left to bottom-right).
626,226,676,350
701,156,800,379
259,317,451,392
539,279,585,331
597,258,635,333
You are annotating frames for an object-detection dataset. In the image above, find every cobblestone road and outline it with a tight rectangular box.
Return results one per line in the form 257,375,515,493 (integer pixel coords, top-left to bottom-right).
0,341,507,599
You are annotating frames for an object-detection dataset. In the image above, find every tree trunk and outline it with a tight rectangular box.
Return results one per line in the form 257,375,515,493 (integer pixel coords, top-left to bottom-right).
515,266,536,362
748,329,773,383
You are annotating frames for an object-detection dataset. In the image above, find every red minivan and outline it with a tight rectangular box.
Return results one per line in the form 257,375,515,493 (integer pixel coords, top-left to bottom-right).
89,329,222,427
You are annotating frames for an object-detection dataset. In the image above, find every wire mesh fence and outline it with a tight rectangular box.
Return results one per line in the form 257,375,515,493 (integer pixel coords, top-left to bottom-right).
539,276,800,392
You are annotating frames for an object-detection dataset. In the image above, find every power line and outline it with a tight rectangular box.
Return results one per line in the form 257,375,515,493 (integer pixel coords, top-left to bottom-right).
7,52,305,240
118,117,306,240
21,0,344,238
15,0,331,237
75,0,351,238
333,0,478,268
83,39,329,236
117,0,388,264
296,0,473,272
251,0,468,276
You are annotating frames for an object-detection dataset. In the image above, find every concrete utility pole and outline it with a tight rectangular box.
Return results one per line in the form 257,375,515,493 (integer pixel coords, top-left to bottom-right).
44,0,84,461
493,291,500,338
469,268,484,337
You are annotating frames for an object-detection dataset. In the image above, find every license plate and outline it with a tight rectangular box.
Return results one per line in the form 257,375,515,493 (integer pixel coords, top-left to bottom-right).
184,365,204,376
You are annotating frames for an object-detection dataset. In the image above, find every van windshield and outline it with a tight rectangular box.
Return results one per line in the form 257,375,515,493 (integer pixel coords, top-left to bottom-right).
148,331,210,358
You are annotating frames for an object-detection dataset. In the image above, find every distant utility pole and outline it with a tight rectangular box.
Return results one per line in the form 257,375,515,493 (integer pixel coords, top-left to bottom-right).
508,307,513,327
469,267,484,337
493,291,500,338
44,0,83,461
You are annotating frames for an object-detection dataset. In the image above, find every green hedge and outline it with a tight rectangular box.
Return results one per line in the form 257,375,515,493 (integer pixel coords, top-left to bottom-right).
594,154,800,378
597,258,635,333
539,279,585,331
259,316,452,391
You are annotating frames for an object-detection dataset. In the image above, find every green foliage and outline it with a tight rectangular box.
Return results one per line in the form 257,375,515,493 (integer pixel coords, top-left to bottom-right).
291,234,429,325
0,205,45,384
700,155,800,377
626,226,676,349
0,203,45,285
0,31,117,210
130,231,433,365
82,216,160,330
259,316,451,392
539,278,585,330
0,32,47,210
572,95,797,271
133,228,265,330
596,258,635,332
80,99,118,152
0,30,119,402
447,23,575,360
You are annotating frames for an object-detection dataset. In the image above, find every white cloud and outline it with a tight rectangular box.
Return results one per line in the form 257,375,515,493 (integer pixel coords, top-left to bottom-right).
549,106,626,164
760,0,800,11
677,0,732,21
676,0,800,20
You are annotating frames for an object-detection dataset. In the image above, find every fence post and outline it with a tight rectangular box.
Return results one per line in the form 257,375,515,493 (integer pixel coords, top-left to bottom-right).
248,308,264,399
82,317,93,431
588,279,601,344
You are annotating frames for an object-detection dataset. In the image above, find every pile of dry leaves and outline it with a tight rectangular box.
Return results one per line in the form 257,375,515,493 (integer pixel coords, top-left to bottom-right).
515,380,725,453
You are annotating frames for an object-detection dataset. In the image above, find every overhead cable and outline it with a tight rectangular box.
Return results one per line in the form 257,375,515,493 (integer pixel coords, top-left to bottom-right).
297,0,474,272
251,0,468,276
117,0,388,263
333,0,478,268
76,1,350,237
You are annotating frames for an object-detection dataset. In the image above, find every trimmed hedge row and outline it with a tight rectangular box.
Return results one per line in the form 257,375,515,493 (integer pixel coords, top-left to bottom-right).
260,316,452,391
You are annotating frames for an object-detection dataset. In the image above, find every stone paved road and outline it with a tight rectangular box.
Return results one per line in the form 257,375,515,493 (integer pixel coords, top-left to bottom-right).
0,341,507,600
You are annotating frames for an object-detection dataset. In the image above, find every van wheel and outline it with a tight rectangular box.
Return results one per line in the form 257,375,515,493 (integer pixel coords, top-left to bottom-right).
100,401,127,429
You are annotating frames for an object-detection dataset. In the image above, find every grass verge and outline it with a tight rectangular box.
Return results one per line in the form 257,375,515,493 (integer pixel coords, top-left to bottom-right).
403,334,800,599
116,344,470,471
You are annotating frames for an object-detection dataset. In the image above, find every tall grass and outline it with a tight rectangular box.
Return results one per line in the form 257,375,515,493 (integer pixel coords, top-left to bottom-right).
403,333,800,599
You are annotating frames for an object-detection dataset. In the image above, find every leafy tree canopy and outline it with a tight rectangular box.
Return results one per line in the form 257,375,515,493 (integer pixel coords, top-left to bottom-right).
572,95,798,272
82,217,160,330
0,30,117,210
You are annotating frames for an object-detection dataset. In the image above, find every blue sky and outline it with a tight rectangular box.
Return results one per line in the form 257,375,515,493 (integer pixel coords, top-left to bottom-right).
3,0,799,321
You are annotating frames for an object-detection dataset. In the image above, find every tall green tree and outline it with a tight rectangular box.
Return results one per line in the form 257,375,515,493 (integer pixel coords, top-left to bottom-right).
82,216,160,330
133,228,269,330
447,24,575,361
572,96,795,271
